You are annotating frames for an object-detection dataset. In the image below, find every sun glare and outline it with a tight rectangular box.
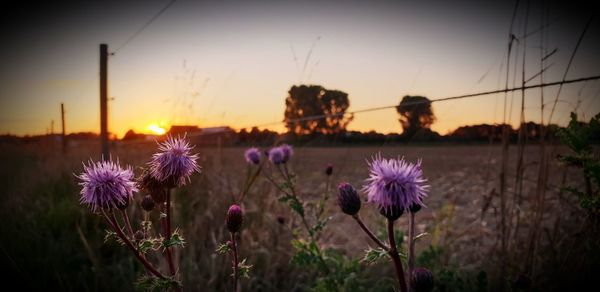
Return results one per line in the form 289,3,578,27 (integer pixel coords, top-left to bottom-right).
147,123,166,135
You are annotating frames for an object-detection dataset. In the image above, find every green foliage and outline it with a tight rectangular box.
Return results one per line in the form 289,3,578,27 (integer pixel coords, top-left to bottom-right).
162,229,186,249
417,245,488,292
557,112,600,216
135,275,181,292
215,242,232,254
284,84,352,135
361,247,389,265
138,238,162,254
236,259,253,279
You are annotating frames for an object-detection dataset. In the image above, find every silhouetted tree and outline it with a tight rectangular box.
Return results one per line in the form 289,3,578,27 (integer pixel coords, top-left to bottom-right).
396,95,436,138
284,85,352,135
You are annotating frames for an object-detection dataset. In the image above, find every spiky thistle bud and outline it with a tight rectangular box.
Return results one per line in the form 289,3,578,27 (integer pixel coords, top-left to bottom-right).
409,202,422,213
325,163,333,176
380,205,404,221
139,169,167,203
116,196,130,210
141,195,155,212
337,182,361,216
134,230,145,242
411,267,434,292
227,204,243,233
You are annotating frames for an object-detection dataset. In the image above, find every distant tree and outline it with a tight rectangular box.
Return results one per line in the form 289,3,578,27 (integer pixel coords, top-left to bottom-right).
284,85,352,135
396,95,436,138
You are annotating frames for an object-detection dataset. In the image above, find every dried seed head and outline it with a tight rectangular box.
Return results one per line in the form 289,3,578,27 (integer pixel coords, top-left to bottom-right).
337,182,361,216
226,204,244,233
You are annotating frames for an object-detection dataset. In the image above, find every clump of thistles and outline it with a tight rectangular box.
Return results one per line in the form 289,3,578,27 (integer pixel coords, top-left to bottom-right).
363,154,429,220
149,136,201,188
244,148,261,165
76,159,138,212
227,204,244,233
337,182,361,216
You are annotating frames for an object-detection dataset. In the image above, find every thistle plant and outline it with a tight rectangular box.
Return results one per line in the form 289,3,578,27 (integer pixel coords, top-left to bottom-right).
337,154,431,292
76,136,200,291
239,147,263,202
261,144,358,290
221,204,252,291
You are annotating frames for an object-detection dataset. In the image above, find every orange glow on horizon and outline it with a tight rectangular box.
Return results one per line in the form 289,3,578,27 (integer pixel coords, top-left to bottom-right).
146,123,167,135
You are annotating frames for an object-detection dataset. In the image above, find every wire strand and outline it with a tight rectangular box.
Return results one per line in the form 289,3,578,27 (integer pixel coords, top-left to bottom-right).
111,0,177,55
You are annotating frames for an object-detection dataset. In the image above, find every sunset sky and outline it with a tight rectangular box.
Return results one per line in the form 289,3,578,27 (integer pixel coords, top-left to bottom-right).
1,0,599,137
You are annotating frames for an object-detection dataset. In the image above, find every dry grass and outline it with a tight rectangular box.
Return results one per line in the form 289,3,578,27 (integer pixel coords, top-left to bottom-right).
0,141,587,291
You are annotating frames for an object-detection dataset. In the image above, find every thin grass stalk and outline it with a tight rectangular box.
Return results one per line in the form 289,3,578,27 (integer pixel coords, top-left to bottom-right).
499,2,521,287
512,0,530,256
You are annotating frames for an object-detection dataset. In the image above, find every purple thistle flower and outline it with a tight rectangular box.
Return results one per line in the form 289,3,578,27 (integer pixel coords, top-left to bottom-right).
280,144,294,163
244,147,261,165
268,147,285,164
363,154,429,220
76,159,138,213
149,136,200,187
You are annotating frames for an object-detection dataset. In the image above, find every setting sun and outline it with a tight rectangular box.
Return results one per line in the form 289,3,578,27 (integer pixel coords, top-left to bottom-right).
146,123,166,135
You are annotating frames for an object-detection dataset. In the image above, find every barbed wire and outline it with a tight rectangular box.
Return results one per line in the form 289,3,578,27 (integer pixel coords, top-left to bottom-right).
237,74,600,131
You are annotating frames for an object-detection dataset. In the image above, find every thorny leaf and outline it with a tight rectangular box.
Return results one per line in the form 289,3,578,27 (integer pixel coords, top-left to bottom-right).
162,229,186,249
216,242,232,254
361,247,389,265
135,275,180,292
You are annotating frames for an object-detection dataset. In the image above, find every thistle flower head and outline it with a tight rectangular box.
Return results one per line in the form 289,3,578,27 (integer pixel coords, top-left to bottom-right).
76,158,137,213
244,147,261,165
268,147,285,165
411,267,434,292
149,136,200,188
337,182,361,215
363,154,429,220
226,204,244,233
280,144,294,163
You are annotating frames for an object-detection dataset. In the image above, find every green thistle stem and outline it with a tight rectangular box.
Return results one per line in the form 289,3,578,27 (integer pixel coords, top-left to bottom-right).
388,219,408,292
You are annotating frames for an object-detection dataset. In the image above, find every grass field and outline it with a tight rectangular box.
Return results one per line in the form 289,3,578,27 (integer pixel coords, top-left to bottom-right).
0,141,591,291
